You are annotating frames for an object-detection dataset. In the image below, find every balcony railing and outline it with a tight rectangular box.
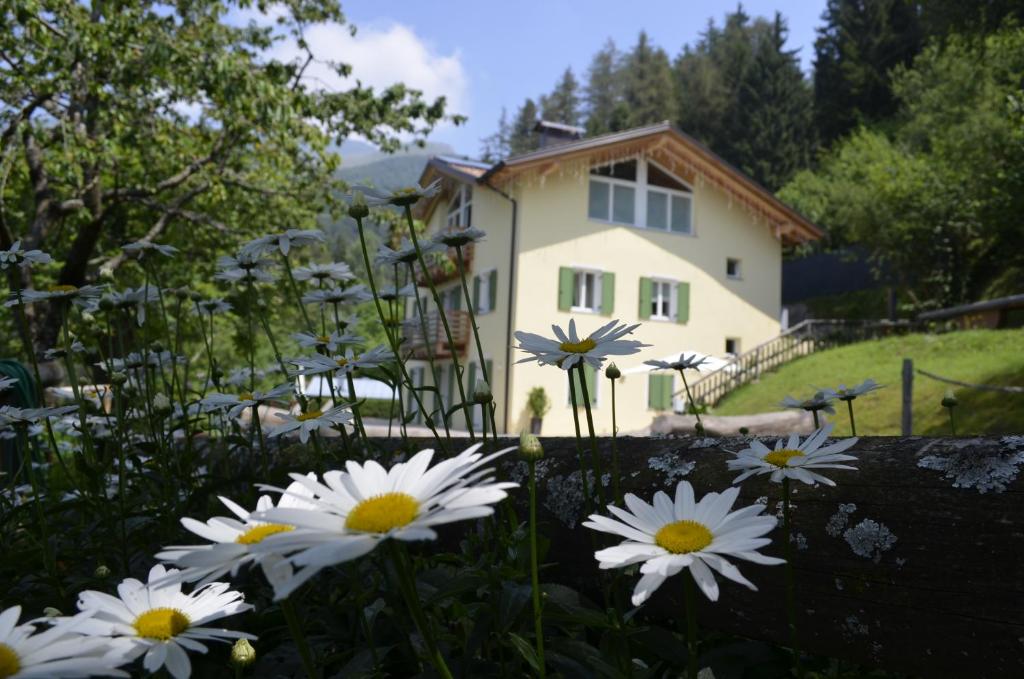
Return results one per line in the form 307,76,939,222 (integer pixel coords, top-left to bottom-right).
401,308,471,359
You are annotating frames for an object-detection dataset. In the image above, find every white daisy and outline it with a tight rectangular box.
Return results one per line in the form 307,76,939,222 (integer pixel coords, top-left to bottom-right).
193,298,233,316
514,319,649,370
44,341,86,360
122,240,178,259
267,403,353,443
0,376,17,393
74,565,254,679
780,391,836,415
288,345,393,378
0,605,131,678
432,226,487,248
822,378,884,402
7,284,105,308
376,283,417,302
290,331,363,353
240,229,325,259
375,239,444,267
200,384,294,419
583,481,784,605
0,240,52,270
224,367,265,389
214,254,276,284
0,405,78,427
292,261,355,284
300,285,372,307
727,424,859,486
250,442,517,599
96,286,162,326
155,477,318,587
645,353,709,372
353,180,441,208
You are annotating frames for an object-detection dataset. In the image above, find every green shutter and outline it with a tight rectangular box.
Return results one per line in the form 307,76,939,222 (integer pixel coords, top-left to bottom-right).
558,267,573,311
676,281,690,324
572,364,597,406
488,270,498,312
472,275,480,313
638,277,652,320
601,272,615,315
662,373,674,408
467,362,477,394
451,287,461,311
649,374,673,410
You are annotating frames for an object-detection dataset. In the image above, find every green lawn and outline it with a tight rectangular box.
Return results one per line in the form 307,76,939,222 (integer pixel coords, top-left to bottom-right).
713,328,1024,436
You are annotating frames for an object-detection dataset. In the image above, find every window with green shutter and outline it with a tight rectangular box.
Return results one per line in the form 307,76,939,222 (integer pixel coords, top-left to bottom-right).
569,364,598,406
488,270,498,312
675,281,690,324
601,272,615,315
638,277,652,320
472,275,481,313
558,267,574,311
648,373,674,410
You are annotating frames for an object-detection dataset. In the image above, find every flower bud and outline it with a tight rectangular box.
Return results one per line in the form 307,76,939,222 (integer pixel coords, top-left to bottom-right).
43,607,62,617
109,372,128,387
347,191,370,219
150,342,164,353
605,362,621,380
153,393,173,415
472,379,492,404
94,564,111,578
230,638,256,669
174,287,191,301
519,431,543,460
190,291,203,302
941,389,958,409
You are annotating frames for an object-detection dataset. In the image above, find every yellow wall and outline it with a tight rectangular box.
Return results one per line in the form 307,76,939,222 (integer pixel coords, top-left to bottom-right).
412,153,782,437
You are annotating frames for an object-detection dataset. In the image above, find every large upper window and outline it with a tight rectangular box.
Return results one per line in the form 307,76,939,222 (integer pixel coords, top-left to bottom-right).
446,185,473,229
588,157,693,234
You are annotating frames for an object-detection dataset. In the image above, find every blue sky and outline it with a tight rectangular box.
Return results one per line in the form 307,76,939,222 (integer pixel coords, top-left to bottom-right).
291,1,828,157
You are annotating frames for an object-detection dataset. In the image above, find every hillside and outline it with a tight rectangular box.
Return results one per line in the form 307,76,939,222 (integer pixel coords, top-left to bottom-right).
712,329,1024,436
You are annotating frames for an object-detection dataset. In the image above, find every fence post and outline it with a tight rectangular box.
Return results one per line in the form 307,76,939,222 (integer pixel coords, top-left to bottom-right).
902,358,913,436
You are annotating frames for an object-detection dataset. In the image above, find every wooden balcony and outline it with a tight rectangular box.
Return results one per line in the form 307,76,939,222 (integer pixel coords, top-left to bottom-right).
414,241,474,286
401,308,471,359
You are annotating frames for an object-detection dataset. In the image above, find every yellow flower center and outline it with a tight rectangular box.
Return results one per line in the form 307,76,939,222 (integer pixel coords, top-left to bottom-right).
316,335,331,343
336,358,349,367
558,338,596,354
239,392,254,402
133,608,190,641
0,643,20,678
764,448,805,468
345,492,419,533
654,520,713,554
235,523,294,545
296,410,323,421
48,284,78,294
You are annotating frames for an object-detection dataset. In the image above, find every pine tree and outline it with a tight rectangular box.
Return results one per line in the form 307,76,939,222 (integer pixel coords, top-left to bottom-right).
584,39,624,135
509,98,539,155
813,0,923,145
542,67,581,126
622,31,676,127
479,107,511,162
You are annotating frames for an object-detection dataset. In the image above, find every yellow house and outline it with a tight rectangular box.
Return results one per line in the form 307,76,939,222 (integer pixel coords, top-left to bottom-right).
402,121,821,436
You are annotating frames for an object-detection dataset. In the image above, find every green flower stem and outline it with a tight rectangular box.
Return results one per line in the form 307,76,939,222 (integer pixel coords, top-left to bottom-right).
682,571,699,679
353,215,443,447
609,377,623,506
252,404,269,478
782,478,803,677
406,261,452,442
59,305,97,464
401,205,475,441
575,362,606,506
280,253,315,332
345,371,369,444
567,370,594,515
528,458,546,678
846,399,857,437
948,407,957,436
811,409,820,429
453,245,498,442
17,423,58,591
280,596,318,679
677,369,702,430
389,542,454,679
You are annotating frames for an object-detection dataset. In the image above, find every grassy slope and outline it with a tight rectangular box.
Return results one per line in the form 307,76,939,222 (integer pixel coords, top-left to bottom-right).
713,328,1024,436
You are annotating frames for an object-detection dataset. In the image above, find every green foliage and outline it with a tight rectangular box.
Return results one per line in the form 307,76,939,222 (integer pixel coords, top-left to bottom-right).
509,98,540,155
541,67,582,127
715,328,1024,436
526,386,550,419
584,39,627,136
622,31,675,128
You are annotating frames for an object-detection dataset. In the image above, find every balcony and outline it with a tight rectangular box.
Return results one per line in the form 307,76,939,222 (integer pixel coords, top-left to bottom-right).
401,308,471,359
414,241,474,286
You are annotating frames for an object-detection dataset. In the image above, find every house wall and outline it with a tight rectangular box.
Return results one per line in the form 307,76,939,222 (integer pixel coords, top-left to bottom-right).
504,159,782,436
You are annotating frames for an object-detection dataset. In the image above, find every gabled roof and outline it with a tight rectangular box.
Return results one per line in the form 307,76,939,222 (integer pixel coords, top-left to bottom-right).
419,122,823,244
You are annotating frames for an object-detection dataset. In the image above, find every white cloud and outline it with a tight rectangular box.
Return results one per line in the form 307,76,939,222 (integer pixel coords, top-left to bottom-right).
271,21,469,116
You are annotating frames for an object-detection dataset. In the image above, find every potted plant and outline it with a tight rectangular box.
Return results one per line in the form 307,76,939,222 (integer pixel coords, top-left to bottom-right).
527,386,550,435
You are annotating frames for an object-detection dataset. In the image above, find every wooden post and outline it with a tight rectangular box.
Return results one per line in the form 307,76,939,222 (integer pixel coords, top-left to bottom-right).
901,358,913,435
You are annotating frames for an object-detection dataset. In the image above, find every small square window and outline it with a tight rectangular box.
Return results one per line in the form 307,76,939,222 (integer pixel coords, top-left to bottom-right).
725,338,740,355
726,258,741,279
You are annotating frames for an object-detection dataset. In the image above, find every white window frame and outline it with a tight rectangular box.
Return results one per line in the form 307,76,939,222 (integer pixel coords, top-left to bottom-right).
474,269,494,314
587,156,695,236
446,184,473,229
649,279,677,321
570,268,603,314
726,258,742,280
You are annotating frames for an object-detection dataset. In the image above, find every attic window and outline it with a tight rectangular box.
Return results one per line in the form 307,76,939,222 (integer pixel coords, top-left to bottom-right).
591,160,637,182
588,157,692,234
446,185,473,229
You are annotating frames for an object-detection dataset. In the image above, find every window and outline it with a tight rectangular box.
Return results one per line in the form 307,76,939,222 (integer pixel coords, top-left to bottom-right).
440,286,461,311
446,185,473,229
725,338,740,355
639,278,688,323
568,363,598,406
472,269,497,314
726,258,741,279
650,280,674,320
648,373,674,410
588,157,693,234
572,270,601,312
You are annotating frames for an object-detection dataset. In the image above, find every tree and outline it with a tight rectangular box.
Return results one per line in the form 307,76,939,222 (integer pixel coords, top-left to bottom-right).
480,107,511,162
542,68,581,127
622,31,676,127
812,0,923,145
584,39,625,136
0,1,455,350
509,98,539,155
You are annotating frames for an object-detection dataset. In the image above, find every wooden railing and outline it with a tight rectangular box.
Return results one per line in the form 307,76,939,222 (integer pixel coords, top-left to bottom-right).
401,308,472,359
682,319,912,408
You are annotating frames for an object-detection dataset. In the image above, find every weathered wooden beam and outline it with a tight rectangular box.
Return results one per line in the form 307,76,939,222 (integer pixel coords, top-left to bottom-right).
379,435,1024,678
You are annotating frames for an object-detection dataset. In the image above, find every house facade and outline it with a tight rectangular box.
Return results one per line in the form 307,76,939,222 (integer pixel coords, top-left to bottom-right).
402,121,821,436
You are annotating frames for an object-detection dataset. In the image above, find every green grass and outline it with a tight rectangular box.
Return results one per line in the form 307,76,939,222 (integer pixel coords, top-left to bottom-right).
713,328,1024,436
